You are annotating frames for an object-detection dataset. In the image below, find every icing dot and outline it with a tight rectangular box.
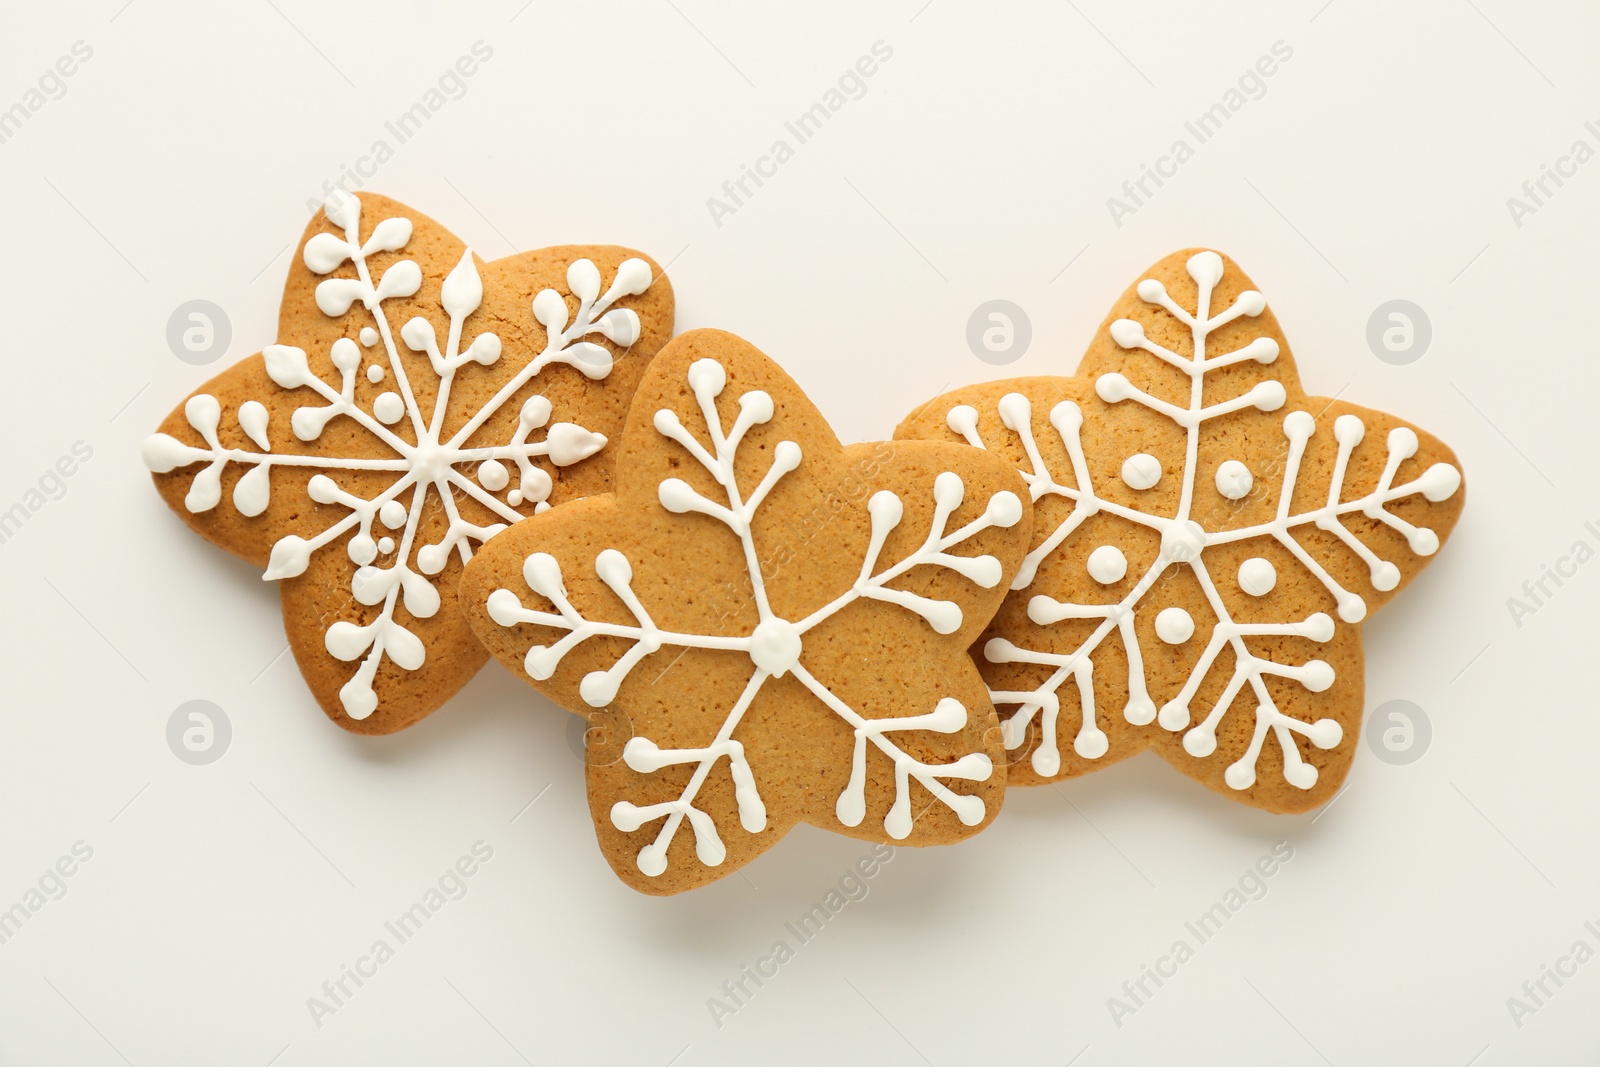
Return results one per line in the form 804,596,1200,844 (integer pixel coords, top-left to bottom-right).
1086,545,1128,584
1238,557,1277,596
1155,607,1195,644
1121,453,1162,491
373,391,405,424
507,489,525,506
1215,459,1253,500
360,327,379,347
749,618,803,676
379,500,407,529
478,459,509,491
367,364,385,384
330,337,360,373
378,537,395,555
1419,463,1461,503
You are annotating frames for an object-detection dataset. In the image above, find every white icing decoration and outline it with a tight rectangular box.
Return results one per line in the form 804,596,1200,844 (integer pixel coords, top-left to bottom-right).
1154,607,1194,644
372,391,405,424
1086,545,1127,584
237,401,271,451
477,459,509,492
1120,452,1162,490
949,250,1461,789
1216,459,1252,500
1238,557,1277,597
485,357,1022,876
233,463,271,517
142,193,655,719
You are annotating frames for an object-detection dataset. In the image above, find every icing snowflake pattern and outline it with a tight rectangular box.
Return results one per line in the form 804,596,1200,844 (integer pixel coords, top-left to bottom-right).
143,193,656,719
482,354,1025,878
940,251,1462,793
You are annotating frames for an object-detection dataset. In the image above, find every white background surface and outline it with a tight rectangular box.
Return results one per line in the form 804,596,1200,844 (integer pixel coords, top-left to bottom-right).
1,1,1594,1063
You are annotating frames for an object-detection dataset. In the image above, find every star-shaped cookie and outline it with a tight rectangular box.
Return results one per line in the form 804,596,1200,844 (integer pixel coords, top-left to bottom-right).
143,192,673,733
896,249,1464,811
460,329,1032,893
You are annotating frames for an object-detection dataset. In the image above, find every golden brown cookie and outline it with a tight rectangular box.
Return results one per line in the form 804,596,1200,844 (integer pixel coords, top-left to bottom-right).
460,329,1032,893
895,249,1464,812
142,192,673,733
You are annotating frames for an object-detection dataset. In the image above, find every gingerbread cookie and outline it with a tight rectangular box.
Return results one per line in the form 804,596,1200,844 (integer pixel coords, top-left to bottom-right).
896,249,1463,811
143,192,673,733
460,329,1031,893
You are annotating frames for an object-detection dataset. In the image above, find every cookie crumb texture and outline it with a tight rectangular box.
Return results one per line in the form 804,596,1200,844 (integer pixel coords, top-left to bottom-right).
143,193,673,733
897,249,1464,813
462,329,1032,893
